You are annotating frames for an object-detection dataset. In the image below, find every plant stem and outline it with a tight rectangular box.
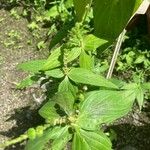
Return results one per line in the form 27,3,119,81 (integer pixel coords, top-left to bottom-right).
106,29,127,79
0,123,51,149
81,0,93,24
0,134,28,148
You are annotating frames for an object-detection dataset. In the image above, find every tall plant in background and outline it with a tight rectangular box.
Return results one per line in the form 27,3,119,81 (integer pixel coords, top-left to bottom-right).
1,0,150,150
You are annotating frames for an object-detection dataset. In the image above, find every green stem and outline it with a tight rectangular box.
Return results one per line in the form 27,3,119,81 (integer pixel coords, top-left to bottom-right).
0,134,28,148
0,123,51,149
81,0,93,24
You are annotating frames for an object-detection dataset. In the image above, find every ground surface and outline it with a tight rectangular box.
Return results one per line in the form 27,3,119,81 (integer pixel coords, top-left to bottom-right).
0,7,44,150
0,6,150,150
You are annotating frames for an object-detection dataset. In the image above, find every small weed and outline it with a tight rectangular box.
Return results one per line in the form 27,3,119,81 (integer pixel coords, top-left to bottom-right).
10,8,20,19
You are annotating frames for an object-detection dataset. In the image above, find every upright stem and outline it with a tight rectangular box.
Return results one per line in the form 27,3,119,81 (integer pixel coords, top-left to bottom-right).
106,29,127,79
81,0,93,24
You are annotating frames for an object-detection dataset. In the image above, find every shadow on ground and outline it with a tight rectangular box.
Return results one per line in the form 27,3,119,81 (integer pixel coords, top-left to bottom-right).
0,106,44,150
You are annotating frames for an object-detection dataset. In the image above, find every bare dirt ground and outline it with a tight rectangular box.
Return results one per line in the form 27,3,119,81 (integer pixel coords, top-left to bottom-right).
0,8,44,150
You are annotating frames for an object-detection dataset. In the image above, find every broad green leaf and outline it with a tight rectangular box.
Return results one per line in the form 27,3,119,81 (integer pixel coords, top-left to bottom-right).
58,76,78,97
76,90,135,130
72,133,90,150
42,47,81,71
66,47,81,63
25,126,70,150
108,78,126,88
83,34,108,51
52,92,75,115
136,87,144,110
142,82,150,90
16,75,39,89
17,60,46,73
41,47,61,71
68,68,118,89
79,50,94,70
45,69,64,78
121,83,138,90
73,0,92,22
51,126,72,150
122,83,146,110
39,101,60,121
72,129,112,150
94,0,142,40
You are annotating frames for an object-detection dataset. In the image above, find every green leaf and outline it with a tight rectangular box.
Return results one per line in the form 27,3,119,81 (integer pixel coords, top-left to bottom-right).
41,47,62,71
58,76,78,97
44,6,58,20
45,69,64,78
142,82,150,90
79,50,94,70
25,126,70,150
72,129,112,150
122,83,146,110
108,78,126,88
68,68,118,89
66,47,81,63
65,0,73,8
17,59,46,73
39,101,60,121
121,83,138,90
73,0,92,22
136,87,144,110
83,34,108,51
76,90,135,130
134,55,145,64
52,92,75,115
94,0,142,40
42,47,81,71
51,126,72,150
16,75,39,89
25,128,53,150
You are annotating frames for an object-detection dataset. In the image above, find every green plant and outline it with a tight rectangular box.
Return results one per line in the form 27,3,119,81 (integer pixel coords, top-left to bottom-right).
1,0,150,150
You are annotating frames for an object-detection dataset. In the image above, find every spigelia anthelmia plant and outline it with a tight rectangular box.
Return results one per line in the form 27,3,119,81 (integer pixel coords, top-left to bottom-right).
1,0,150,149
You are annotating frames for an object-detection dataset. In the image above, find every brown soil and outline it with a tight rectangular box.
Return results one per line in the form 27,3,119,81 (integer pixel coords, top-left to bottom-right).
0,8,45,150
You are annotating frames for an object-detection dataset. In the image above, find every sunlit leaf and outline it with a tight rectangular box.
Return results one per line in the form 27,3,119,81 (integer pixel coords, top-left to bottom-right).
76,90,135,130
142,82,150,90
136,87,144,110
67,47,81,63
72,128,112,150
52,92,75,115
25,126,70,150
39,101,60,121
83,34,108,51
41,47,62,71
79,50,94,70
58,76,78,97
68,68,118,89
51,126,72,150
17,60,46,73
16,75,39,89
45,69,64,78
